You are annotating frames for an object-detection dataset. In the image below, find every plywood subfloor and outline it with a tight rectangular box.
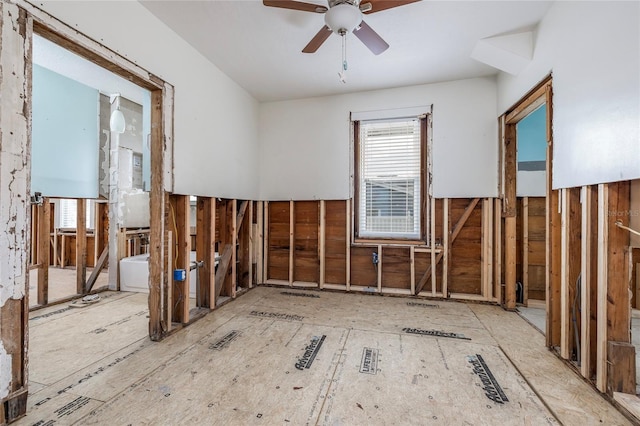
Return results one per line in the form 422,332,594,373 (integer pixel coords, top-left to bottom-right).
519,305,640,397
517,306,546,333
16,287,630,425
29,266,109,308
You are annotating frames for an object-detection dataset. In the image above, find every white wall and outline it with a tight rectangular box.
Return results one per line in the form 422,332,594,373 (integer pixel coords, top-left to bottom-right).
497,1,640,189
32,64,99,198
34,1,260,200
259,77,498,200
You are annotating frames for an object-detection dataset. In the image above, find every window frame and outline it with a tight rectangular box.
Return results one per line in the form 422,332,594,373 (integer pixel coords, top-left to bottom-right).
353,115,429,244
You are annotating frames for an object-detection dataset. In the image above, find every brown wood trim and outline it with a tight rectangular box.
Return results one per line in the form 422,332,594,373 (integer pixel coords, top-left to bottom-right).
498,116,505,198
503,123,517,217
546,82,561,348
353,116,430,241
31,20,162,91
421,116,428,241
505,75,552,124
353,120,361,238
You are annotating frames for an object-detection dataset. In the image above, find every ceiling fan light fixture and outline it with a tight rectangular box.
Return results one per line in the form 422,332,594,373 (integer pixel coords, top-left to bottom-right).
324,4,362,34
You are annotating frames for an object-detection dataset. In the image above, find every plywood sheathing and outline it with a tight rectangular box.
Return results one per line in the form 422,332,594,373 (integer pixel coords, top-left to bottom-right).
15,287,631,425
267,201,290,282
266,199,489,300
293,201,319,285
526,197,546,302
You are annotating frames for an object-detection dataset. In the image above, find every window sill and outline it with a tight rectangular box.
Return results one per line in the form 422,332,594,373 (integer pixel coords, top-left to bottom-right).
352,238,439,249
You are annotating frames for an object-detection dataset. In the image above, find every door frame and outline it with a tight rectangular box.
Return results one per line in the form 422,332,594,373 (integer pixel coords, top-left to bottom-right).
499,76,558,347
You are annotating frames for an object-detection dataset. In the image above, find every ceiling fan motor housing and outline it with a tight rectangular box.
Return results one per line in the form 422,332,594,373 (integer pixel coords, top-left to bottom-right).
325,2,363,33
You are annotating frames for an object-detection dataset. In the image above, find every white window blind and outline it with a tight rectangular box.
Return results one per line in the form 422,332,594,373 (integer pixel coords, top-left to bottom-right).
358,118,421,239
58,199,93,229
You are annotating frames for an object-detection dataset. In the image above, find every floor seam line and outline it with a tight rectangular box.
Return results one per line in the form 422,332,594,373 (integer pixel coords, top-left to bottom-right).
313,328,351,426
470,307,563,425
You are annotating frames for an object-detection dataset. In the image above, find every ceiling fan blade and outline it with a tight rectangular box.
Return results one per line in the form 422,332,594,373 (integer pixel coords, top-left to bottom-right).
302,25,333,53
353,21,389,55
360,0,420,14
263,0,328,13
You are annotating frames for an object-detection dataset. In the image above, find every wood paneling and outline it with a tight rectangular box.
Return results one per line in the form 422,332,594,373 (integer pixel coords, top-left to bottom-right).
527,197,546,301
381,247,411,289
449,199,483,295
52,234,97,268
324,200,347,285
293,201,319,283
263,199,486,299
268,201,290,281
350,246,378,287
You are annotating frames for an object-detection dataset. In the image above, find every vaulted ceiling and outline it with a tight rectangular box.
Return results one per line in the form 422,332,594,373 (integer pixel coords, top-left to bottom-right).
140,0,553,102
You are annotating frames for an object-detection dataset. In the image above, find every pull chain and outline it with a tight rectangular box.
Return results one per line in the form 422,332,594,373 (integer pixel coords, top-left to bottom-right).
339,30,347,83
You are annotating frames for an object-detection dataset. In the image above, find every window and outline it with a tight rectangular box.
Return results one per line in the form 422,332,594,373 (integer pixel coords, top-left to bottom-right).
58,199,93,229
354,116,428,240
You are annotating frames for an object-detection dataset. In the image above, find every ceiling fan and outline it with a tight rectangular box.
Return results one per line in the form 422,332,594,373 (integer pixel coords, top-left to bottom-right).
263,0,420,55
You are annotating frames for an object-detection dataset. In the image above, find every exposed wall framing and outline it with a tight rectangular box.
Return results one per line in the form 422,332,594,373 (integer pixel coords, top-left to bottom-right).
521,197,546,303
162,196,253,327
500,77,556,320
261,198,494,301
1,2,174,421
501,77,637,400
28,199,114,307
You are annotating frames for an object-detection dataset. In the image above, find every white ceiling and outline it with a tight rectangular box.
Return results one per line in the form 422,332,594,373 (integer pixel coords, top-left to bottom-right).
140,0,553,102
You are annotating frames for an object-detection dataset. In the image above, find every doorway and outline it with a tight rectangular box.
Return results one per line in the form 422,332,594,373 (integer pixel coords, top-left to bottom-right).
500,77,556,344
28,33,152,308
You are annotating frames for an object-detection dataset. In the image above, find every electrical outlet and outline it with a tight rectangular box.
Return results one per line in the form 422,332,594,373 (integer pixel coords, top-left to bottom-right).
372,252,379,265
